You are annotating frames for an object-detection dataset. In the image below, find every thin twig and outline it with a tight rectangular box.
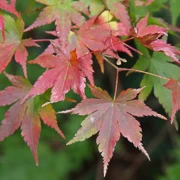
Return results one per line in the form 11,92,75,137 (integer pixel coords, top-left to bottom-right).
103,56,170,81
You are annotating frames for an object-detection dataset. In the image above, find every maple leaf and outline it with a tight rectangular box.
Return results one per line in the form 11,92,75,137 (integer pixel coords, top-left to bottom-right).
25,0,89,51
149,40,180,64
104,0,131,31
67,11,132,71
60,85,166,176
164,78,180,123
44,10,131,73
132,14,180,64
0,72,64,165
131,42,180,118
0,0,19,17
25,49,94,103
81,0,131,31
0,14,39,77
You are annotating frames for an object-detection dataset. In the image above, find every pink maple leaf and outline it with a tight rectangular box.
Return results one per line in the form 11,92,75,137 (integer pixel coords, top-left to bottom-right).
0,72,65,165
132,14,180,64
60,85,167,176
164,78,180,123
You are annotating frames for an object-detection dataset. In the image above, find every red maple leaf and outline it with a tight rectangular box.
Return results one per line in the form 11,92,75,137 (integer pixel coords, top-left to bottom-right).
0,0,19,17
25,0,89,51
25,49,94,103
43,11,132,74
45,10,131,59
0,72,64,165
60,85,166,176
69,10,131,57
66,11,132,72
164,78,180,123
0,15,39,77
132,14,180,64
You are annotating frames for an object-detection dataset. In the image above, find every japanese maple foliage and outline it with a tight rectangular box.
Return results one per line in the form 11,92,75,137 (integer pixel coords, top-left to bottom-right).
132,14,180,64
0,0,180,177
25,0,89,51
164,78,180,123
25,49,94,103
0,0,19,17
0,14,39,77
60,85,166,176
0,72,64,165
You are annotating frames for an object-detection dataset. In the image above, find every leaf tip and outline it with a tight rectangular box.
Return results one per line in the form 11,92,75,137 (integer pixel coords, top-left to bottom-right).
66,141,72,145
66,138,76,145
138,143,150,161
103,162,108,177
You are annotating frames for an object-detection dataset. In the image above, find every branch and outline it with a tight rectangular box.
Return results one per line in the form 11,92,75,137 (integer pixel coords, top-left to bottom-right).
103,56,170,81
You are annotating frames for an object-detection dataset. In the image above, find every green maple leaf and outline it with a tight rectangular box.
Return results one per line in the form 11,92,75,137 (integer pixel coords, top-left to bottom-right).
132,44,180,116
170,0,180,25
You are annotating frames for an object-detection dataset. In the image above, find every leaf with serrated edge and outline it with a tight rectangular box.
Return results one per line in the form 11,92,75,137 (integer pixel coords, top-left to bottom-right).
0,72,65,165
132,14,180,64
26,50,94,103
164,78,180,123
0,15,39,77
60,85,166,176
25,0,88,51
132,52,180,118
0,0,19,17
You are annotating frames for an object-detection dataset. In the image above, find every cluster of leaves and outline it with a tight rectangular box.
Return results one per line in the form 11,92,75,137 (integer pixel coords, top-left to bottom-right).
0,0,180,176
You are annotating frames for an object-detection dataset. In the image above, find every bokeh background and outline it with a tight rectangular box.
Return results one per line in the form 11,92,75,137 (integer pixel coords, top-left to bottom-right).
0,0,180,179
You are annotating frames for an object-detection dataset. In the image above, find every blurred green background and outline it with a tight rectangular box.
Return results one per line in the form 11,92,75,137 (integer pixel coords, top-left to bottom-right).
0,0,180,179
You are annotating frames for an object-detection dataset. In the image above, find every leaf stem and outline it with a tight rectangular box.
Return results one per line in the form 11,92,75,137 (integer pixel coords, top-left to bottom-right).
114,70,119,100
119,68,170,81
103,56,170,81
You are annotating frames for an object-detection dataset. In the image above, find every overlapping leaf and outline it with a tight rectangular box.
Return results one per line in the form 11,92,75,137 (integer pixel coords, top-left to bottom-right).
0,0,19,17
25,50,94,103
25,0,89,51
68,11,131,58
132,44,180,117
164,78,180,123
104,0,131,31
81,0,131,31
44,10,131,73
60,85,166,176
0,72,64,165
0,14,39,77
132,14,180,64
